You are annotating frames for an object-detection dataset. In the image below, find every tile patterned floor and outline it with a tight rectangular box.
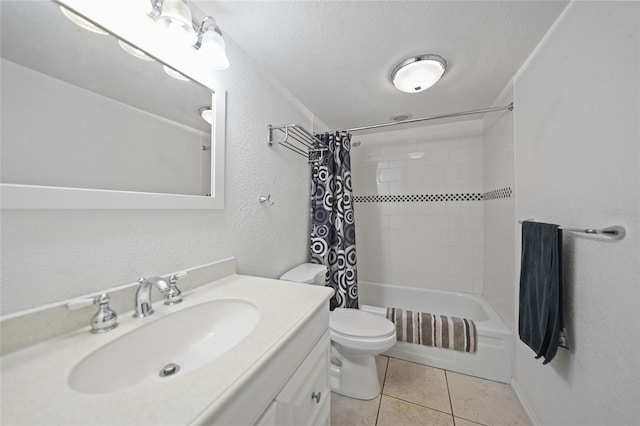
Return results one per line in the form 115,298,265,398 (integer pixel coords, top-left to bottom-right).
331,356,532,426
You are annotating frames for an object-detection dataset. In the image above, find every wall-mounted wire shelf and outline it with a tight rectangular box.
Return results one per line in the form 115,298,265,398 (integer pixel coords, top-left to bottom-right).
268,124,327,165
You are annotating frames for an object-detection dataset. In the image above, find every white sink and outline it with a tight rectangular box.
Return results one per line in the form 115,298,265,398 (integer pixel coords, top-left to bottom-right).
69,299,259,394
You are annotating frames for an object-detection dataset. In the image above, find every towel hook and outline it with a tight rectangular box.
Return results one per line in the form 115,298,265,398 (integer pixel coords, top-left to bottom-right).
259,194,274,206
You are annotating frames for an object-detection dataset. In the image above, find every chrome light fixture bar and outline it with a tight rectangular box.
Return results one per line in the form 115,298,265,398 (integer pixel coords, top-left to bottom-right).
391,54,446,93
148,0,164,20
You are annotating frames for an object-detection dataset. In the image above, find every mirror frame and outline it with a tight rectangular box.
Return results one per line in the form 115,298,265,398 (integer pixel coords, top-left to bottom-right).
0,0,225,209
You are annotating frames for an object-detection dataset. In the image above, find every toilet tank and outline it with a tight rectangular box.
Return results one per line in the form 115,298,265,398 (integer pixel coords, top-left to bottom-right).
280,263,327,285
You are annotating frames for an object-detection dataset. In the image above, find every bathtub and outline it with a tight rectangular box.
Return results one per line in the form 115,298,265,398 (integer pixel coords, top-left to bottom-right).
359,281,512,384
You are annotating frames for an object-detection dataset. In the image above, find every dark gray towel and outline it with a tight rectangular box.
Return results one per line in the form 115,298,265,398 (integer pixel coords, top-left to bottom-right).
518,221,568,364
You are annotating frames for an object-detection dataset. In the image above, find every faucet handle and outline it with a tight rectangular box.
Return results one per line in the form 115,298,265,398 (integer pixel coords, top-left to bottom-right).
171,270,188,281
165,271,186,305
67,293,118,334
67,296,98,311
91,293,118,334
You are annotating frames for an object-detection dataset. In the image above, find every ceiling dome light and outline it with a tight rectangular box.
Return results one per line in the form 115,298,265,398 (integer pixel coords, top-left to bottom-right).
156,0,197,46
59,6,108,35
391,54,446,93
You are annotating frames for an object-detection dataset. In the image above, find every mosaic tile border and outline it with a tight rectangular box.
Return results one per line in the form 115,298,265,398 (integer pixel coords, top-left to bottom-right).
354,193,483,203
353,187,513,203
482,187,513,200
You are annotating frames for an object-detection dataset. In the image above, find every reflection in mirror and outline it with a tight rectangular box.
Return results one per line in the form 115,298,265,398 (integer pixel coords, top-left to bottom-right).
1,0,215,197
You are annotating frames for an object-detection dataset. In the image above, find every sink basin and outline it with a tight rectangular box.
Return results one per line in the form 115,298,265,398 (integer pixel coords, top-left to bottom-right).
69,299,259,394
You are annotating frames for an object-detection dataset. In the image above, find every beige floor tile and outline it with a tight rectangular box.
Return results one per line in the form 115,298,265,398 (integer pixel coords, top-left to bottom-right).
376,355,389,388
447,372,531,426
330,392,380,426
383,358,452,414
377,395,454,426
455,417,486,426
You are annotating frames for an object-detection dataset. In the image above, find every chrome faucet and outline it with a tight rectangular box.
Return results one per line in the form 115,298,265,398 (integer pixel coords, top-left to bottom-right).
134,272,185,318
133,276,171,318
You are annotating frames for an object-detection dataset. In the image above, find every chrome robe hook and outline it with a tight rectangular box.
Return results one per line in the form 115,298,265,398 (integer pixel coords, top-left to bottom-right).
259,194,274,206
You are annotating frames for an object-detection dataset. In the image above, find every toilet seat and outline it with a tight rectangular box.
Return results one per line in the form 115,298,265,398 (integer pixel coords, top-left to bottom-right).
330,308,396,356
330,308,396,340
330,308,396,338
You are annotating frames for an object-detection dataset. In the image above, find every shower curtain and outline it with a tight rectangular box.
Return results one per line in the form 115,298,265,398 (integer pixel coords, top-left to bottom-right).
310,131,358,310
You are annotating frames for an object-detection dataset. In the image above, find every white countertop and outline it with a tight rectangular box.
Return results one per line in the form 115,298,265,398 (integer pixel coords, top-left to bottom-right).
0,274,334,425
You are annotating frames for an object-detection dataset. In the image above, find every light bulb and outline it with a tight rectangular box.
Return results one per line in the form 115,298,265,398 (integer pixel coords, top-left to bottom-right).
156,0,197,46
197,29,230,70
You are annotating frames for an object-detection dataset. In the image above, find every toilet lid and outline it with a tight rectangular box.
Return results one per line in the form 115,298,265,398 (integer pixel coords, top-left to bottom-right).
330,308,396,338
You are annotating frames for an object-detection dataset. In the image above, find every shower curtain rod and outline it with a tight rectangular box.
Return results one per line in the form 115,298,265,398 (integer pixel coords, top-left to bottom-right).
345,103,513,133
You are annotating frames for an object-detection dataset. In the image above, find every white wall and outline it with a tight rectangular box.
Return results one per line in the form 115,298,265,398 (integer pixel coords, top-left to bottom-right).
0,36,318,315
351,120,484,294
483,83,516,331
512,2,640,425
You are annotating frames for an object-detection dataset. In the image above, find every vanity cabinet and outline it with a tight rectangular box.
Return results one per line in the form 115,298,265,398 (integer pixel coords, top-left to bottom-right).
255,331,330,426
0,267,335,426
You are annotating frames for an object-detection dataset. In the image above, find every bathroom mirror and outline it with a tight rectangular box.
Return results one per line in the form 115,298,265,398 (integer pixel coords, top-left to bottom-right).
0,0,225,209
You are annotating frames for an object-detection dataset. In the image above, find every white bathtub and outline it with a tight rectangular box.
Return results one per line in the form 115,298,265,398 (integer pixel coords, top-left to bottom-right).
359,281,512,383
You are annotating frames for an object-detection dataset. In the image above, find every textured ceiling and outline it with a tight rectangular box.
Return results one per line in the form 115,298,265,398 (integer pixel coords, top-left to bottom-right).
196,1,568,131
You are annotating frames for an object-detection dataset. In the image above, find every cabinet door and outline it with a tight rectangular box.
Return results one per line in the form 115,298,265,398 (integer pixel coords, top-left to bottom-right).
254,401,278,426
275,332,330,426
311,395,330,426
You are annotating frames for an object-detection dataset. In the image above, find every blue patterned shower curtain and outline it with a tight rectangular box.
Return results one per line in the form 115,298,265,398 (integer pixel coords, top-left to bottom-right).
310,131,358,310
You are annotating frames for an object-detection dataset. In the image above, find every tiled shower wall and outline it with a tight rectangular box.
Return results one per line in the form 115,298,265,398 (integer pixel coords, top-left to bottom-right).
351,120,485,294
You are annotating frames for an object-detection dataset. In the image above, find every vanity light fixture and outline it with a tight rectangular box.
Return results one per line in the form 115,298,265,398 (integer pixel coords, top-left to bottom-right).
194,17,230,70
59,6,108,35
199,106,214,125
148,1,231,69
391,54,446,93
150,0,197,46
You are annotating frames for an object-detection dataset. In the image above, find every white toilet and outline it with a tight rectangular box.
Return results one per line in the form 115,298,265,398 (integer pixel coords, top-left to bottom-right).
280,263,396,400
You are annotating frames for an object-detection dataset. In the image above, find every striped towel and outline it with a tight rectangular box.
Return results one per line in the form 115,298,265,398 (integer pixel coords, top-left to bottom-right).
386,308,477,353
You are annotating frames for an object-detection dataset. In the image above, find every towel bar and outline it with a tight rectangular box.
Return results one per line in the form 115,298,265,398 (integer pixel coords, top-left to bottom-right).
518,219,625,239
